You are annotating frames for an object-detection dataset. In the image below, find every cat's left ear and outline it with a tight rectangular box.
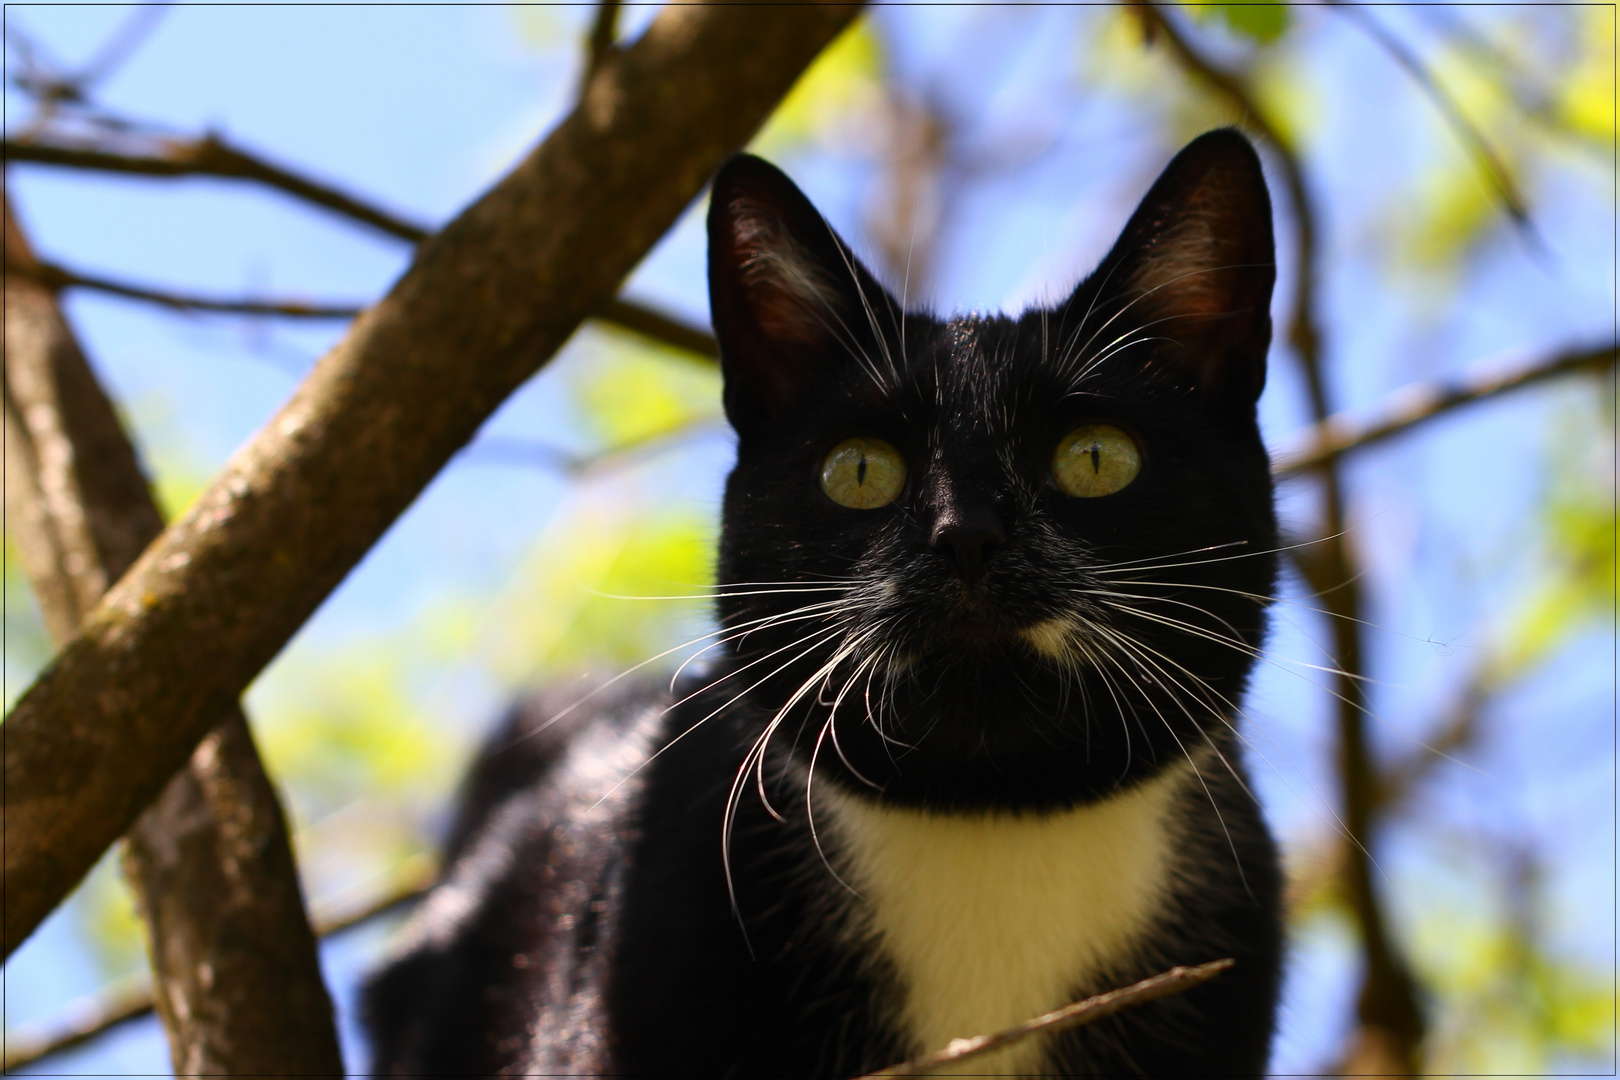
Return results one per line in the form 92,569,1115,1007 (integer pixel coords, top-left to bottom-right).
1074,129,1276,403
708,154,894,439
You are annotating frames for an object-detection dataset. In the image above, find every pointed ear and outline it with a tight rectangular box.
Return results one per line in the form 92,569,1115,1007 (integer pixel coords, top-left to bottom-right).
708,154,893,438
1077,129,1276,402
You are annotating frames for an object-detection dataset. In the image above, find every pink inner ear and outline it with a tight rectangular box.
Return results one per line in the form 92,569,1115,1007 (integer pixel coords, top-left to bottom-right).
729,200,837,346
1126,182,1252,320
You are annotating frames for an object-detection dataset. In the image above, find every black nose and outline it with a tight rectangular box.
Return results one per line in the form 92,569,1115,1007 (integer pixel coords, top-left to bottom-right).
931,517,1006,584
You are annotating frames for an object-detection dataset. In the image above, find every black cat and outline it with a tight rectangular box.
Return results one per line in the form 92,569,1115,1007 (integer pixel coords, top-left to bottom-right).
365,128,1283,1077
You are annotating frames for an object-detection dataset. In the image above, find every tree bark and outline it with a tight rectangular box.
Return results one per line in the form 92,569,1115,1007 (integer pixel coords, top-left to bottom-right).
3,193,343,1073
3,0,862,957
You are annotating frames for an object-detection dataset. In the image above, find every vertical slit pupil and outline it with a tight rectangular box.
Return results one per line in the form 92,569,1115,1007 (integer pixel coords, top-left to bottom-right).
857,455,868,486
1089,444,1101,473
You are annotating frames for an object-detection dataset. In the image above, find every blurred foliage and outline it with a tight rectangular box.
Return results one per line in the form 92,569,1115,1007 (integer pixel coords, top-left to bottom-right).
75,851,147,984
752,18,885,158
1417,876,1614,1072
573,337,721,448
1186,1,1291,46
1397,45,1524,270
1559,7,1617,146
485,492,714,684
2,532,53,711
1494,392,1616,679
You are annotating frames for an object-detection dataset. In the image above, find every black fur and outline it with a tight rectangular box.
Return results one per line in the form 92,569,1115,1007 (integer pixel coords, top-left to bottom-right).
366,129,1284,1077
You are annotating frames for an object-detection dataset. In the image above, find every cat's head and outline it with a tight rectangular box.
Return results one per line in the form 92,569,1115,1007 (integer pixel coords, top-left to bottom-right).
706,130,1278,812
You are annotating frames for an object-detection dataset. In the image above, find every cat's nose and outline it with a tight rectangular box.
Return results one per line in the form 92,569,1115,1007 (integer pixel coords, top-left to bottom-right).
931,515,1006,584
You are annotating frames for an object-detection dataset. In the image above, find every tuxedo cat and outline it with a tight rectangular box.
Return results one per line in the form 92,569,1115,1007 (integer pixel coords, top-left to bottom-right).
365,129,1283,1077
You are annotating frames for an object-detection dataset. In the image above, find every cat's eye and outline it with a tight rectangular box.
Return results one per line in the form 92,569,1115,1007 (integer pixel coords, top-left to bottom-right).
1052,424,1141,498
820,437,907,509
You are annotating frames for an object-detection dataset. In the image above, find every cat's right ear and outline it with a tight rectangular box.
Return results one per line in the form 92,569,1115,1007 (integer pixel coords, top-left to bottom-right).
708,154,884,438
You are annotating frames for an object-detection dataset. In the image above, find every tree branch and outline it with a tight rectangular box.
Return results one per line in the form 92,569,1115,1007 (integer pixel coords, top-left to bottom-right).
1,863,433,1072
16,257,366,318
855,960,1234,1078
9,234,720,360
583,0,623,90
1275,342,1618,476
2,134,431,242
1142,6,1426,1073
2,0,863,958
2,192,342,1072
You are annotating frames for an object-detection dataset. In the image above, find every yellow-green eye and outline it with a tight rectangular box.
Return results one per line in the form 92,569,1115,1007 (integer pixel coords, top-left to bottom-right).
1052,424,1141,497
820,437,906,509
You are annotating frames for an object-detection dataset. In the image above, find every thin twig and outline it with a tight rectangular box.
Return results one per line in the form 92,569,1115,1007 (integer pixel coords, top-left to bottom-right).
0,869,433,1072
1328,0,1535,238
1276,342,1618,476
855,960,1235,1078
466,415,724,476
19,258,366,319
598,297,718,361
3,135,431,242
4,137,723,359
15,256,723,361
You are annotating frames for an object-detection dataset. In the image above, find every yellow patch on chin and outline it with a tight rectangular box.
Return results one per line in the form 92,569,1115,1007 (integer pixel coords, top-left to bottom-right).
1020,617,1077,660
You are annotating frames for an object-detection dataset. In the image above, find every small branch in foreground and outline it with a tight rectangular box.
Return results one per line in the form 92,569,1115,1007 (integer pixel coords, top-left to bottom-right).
1275,342,1618,476
1,867,433,1072
856,959,1234,1079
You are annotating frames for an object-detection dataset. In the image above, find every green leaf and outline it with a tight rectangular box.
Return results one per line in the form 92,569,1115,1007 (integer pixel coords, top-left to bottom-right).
1196,2,1290,45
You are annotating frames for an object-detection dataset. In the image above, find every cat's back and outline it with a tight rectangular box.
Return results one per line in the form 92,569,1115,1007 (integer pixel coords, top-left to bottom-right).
362,677,663,1077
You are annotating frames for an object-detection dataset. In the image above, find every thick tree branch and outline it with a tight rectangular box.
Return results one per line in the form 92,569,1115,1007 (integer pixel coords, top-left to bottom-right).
2,0,862,958
2,192,342,1072
3,136,721,359
1143,6,1425,1073
1276,342,1618,476
857,960,1234,1078
2,863,433,1071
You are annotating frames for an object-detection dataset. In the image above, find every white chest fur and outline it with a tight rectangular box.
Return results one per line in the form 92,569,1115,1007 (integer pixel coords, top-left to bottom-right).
825,764,1188,1076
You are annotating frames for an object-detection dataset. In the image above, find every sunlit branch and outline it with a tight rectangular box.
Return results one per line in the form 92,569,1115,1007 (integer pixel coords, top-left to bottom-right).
1328,0,1535,238
0,869,433,1072
1276,343,1618,476
856,960,1234,1078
